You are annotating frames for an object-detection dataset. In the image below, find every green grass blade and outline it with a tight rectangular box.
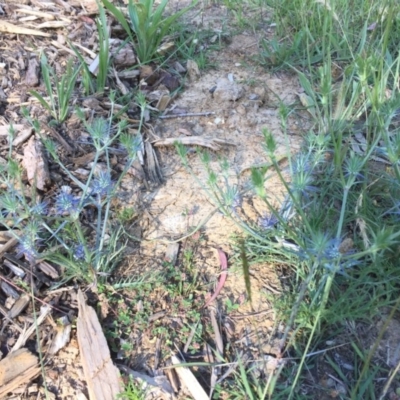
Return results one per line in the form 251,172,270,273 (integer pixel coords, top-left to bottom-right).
29,90,53,115
102,0,134,43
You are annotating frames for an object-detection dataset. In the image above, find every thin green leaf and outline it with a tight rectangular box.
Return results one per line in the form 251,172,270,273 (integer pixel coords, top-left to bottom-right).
102,0,134,43
29,90,53,115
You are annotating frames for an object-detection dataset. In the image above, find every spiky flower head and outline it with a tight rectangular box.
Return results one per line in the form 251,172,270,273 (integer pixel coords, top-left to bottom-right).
55,186,80,216
259,213,278,230
73,243,86,261
16,220,42,262
30,200,48,216
91,171,114,197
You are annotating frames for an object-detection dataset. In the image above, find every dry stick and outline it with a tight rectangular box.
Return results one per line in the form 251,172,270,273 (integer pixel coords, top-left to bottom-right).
159,112,215,119
229,309,274,319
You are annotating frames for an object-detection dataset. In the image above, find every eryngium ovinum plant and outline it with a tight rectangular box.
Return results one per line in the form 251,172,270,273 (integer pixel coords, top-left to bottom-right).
176,94,400,382
0,94,142,287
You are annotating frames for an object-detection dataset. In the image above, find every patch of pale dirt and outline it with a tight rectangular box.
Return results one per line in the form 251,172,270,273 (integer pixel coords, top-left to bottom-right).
137,30,302,306
121,24,305,392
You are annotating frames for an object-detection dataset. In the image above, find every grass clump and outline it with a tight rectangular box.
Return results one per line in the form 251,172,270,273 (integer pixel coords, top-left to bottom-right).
261,0,400,71
30,55,81,124
102,0,197,64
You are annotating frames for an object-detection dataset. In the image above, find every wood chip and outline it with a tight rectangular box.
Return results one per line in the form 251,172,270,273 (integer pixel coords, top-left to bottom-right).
9,293,30,319
54,0,72,12
156,94,171,112
0,348,38,386
69,0,99,14
187,60,200,82
25,58,40,87
73,151,96,166
0,364,41,398
22,136,51,190
145,141,163,185
0,237,19,257
164,243,179,265
48,316,71,355
77,290,122,400
0,20,51,37
36,260,60,279
110,39,136,67
42,122,74,153
170,355,209,400
36,20,70,29
113,68,128,95
13,128,33,147
51,40,83,58
16,9,56,20
12,305,51,352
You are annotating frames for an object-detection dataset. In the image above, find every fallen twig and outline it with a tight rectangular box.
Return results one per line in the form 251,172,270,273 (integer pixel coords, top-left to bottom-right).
0,21,51,37
204,249,228,308
153,136,234,151
159,112,215,119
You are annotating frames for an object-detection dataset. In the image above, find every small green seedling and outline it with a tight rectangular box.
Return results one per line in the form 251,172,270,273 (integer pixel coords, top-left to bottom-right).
30,55,81,124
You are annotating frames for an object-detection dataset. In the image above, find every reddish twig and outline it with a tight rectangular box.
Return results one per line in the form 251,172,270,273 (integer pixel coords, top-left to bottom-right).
204,249,228,308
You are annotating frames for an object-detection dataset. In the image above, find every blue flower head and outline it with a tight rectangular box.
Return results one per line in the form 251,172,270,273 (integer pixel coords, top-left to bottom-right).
30,200,48,216
297,233,357,274
55,187,80,215
16,235,38,262
91,171,114,197
73,243,86,261
259,213,278,230
16,221,42,262
290,170,318,200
